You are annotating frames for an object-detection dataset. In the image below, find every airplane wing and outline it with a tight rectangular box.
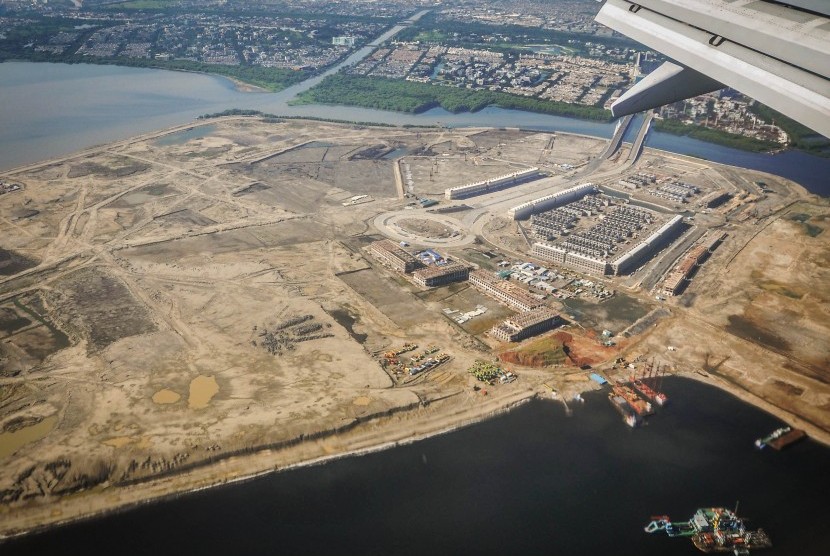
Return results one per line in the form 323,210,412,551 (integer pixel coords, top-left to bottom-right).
594,0,830,138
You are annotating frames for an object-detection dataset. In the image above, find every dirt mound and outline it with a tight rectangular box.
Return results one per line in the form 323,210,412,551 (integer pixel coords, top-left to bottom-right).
498,335,567,368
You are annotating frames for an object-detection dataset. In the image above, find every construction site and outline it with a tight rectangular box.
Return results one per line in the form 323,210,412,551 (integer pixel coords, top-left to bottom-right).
0,115,828,537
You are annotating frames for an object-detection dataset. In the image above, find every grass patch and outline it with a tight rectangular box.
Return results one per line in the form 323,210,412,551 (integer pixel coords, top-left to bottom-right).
500,335,567,367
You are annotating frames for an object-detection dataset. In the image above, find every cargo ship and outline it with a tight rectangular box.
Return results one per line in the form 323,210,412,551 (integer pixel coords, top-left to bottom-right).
612,384,653,416
608,393,639,428
755,426,806,450
645,507,771,554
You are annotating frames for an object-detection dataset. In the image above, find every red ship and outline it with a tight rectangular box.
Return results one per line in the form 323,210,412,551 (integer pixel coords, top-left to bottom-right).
612,384,653,416
631,361,668,406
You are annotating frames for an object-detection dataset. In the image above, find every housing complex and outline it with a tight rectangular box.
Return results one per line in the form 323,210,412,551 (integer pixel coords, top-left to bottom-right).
367,240,421,273
489,306,563,343
469,270,545,312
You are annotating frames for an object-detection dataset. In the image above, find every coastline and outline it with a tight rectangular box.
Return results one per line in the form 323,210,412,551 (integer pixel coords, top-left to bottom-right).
0,387,538,541
0,115,826,542
2,366,827,542
677,370,830,447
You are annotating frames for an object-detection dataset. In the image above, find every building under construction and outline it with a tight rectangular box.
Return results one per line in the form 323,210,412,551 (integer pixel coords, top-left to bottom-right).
412,262,471,287
489,306,562,342
367,240,421,273
445,167,543,200
662,232,726,296
469,270,545,312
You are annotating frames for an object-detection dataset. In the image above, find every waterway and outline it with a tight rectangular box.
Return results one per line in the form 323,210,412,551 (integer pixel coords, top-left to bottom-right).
1,61,829,196
2,378,828,555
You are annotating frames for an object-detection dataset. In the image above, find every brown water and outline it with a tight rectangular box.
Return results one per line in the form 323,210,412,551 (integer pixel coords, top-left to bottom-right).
0,415,57,459
152,389,181,405
188,376,219,409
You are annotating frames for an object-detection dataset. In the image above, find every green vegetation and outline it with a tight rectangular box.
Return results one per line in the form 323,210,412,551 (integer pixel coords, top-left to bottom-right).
198,109,279,120
398,14,639,58
511,336,567,366
111,0,178,9
653,118,778,153
468,360,503,382
293,74,612,121
749,103,830,157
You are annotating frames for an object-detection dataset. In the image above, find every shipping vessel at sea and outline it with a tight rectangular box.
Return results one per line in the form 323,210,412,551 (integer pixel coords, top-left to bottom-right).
755,426,806,450
645,506,771,554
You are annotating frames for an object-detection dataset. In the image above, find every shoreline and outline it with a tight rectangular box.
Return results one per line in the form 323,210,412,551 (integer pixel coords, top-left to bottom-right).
677,370,830,447
2,368,827,543
0,387,538,541
0,116,826,542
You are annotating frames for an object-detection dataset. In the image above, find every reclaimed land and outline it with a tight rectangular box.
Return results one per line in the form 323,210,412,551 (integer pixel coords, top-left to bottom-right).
0,116,827,540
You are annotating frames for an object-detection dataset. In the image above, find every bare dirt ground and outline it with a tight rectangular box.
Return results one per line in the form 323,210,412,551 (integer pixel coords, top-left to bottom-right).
631,200,830,439
0,116,827,537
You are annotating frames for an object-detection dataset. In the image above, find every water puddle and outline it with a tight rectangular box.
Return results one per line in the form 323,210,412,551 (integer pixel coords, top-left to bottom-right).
188,375,219,409
102,436,133,448
152,388,181,405
0,415,58,459
328,309,367,344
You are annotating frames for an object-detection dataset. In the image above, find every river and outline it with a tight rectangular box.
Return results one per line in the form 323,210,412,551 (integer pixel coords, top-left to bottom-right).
1,61,828,195
3,378,829,555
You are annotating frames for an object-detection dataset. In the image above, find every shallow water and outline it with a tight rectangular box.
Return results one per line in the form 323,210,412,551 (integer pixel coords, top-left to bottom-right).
0,416,58,460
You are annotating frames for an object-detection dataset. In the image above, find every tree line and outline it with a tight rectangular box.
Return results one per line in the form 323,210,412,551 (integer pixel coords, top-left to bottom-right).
293,74,613,121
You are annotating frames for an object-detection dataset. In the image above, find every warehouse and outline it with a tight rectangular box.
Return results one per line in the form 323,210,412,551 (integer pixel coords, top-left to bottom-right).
610,215,685,275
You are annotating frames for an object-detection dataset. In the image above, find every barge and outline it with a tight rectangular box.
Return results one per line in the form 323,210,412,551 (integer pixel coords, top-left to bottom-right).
755,426,806,450
645,507,771,554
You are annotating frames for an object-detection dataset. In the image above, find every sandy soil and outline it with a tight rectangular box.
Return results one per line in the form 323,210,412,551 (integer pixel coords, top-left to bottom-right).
0,116,826,538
